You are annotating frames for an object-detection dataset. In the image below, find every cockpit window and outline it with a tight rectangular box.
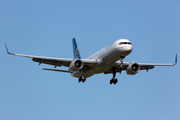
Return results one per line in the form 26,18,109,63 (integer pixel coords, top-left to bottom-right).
119,42,132,45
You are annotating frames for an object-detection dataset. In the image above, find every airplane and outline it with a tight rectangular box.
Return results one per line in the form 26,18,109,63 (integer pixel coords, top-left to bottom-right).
5,38,177,85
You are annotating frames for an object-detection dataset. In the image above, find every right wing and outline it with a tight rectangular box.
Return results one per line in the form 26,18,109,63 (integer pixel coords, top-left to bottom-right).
5,44,96,68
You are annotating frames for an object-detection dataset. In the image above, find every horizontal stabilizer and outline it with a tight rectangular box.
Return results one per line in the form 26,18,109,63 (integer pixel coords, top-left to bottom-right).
42,68,72,73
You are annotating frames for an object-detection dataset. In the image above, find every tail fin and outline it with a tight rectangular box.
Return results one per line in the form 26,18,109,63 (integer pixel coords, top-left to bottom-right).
72,38,81,59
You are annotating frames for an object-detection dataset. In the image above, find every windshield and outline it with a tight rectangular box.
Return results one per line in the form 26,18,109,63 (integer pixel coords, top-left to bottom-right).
119,42,132,45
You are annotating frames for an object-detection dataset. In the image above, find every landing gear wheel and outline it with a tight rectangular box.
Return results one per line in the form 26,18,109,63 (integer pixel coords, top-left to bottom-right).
110,79,114,84
110,78,118,85
82,79,86,83
78,76,86,83
114,78,118,85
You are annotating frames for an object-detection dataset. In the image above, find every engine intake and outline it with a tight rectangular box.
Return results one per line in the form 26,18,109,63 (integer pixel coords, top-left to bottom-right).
126,62,140,75
68,59,83,72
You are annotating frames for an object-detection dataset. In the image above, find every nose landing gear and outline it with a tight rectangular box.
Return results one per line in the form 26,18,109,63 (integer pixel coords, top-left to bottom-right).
120,56,125,64
119,56,125,74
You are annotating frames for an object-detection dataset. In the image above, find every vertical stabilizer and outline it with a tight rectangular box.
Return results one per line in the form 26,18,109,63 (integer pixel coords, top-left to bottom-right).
72,38,81,59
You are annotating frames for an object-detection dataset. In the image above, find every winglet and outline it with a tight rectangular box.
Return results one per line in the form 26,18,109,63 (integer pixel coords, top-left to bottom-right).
174,54,177,65
5,43,15,55
72,38,81,59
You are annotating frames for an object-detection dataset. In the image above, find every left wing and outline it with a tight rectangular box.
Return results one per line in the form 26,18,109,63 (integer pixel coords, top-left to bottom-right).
104,54,177,74
5,44,96,68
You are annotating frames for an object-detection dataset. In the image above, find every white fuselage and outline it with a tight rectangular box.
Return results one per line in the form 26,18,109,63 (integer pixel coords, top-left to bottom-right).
71,39,133,78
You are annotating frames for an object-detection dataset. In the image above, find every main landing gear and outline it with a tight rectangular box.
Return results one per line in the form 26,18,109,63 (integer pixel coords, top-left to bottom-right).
78,74,86,83
110,56,125,85
110,67,118,85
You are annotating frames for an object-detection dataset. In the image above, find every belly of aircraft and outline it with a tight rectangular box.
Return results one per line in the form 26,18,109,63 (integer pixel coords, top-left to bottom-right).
72,48,127,79
84,50,120,77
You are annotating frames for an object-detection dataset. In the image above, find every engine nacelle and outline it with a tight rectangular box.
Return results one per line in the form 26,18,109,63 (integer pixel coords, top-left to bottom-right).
126,62,140,75
68,59,83,72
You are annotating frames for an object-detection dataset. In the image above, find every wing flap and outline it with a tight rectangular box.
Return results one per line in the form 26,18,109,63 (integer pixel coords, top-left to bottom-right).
32,58,96,68
42,68,72,73
32,58,70,67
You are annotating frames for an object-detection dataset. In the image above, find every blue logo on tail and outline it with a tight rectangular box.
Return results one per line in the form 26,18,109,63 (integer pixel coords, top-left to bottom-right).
72,38,81,59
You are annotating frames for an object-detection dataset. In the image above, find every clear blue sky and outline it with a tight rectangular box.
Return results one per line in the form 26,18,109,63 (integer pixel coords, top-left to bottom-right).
0,0,180,120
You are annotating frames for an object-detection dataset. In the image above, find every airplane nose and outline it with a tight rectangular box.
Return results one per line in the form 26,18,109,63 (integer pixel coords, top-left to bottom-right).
118,45,132,56
124,46,132,52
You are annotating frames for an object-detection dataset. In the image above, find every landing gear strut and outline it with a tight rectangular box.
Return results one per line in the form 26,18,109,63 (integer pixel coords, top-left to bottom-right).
110,67,118,85
119,56,125,74
120,56,125,64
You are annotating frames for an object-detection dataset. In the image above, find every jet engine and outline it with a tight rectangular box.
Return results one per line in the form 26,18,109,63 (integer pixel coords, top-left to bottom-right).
126,62,140,75
68,59,83,72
